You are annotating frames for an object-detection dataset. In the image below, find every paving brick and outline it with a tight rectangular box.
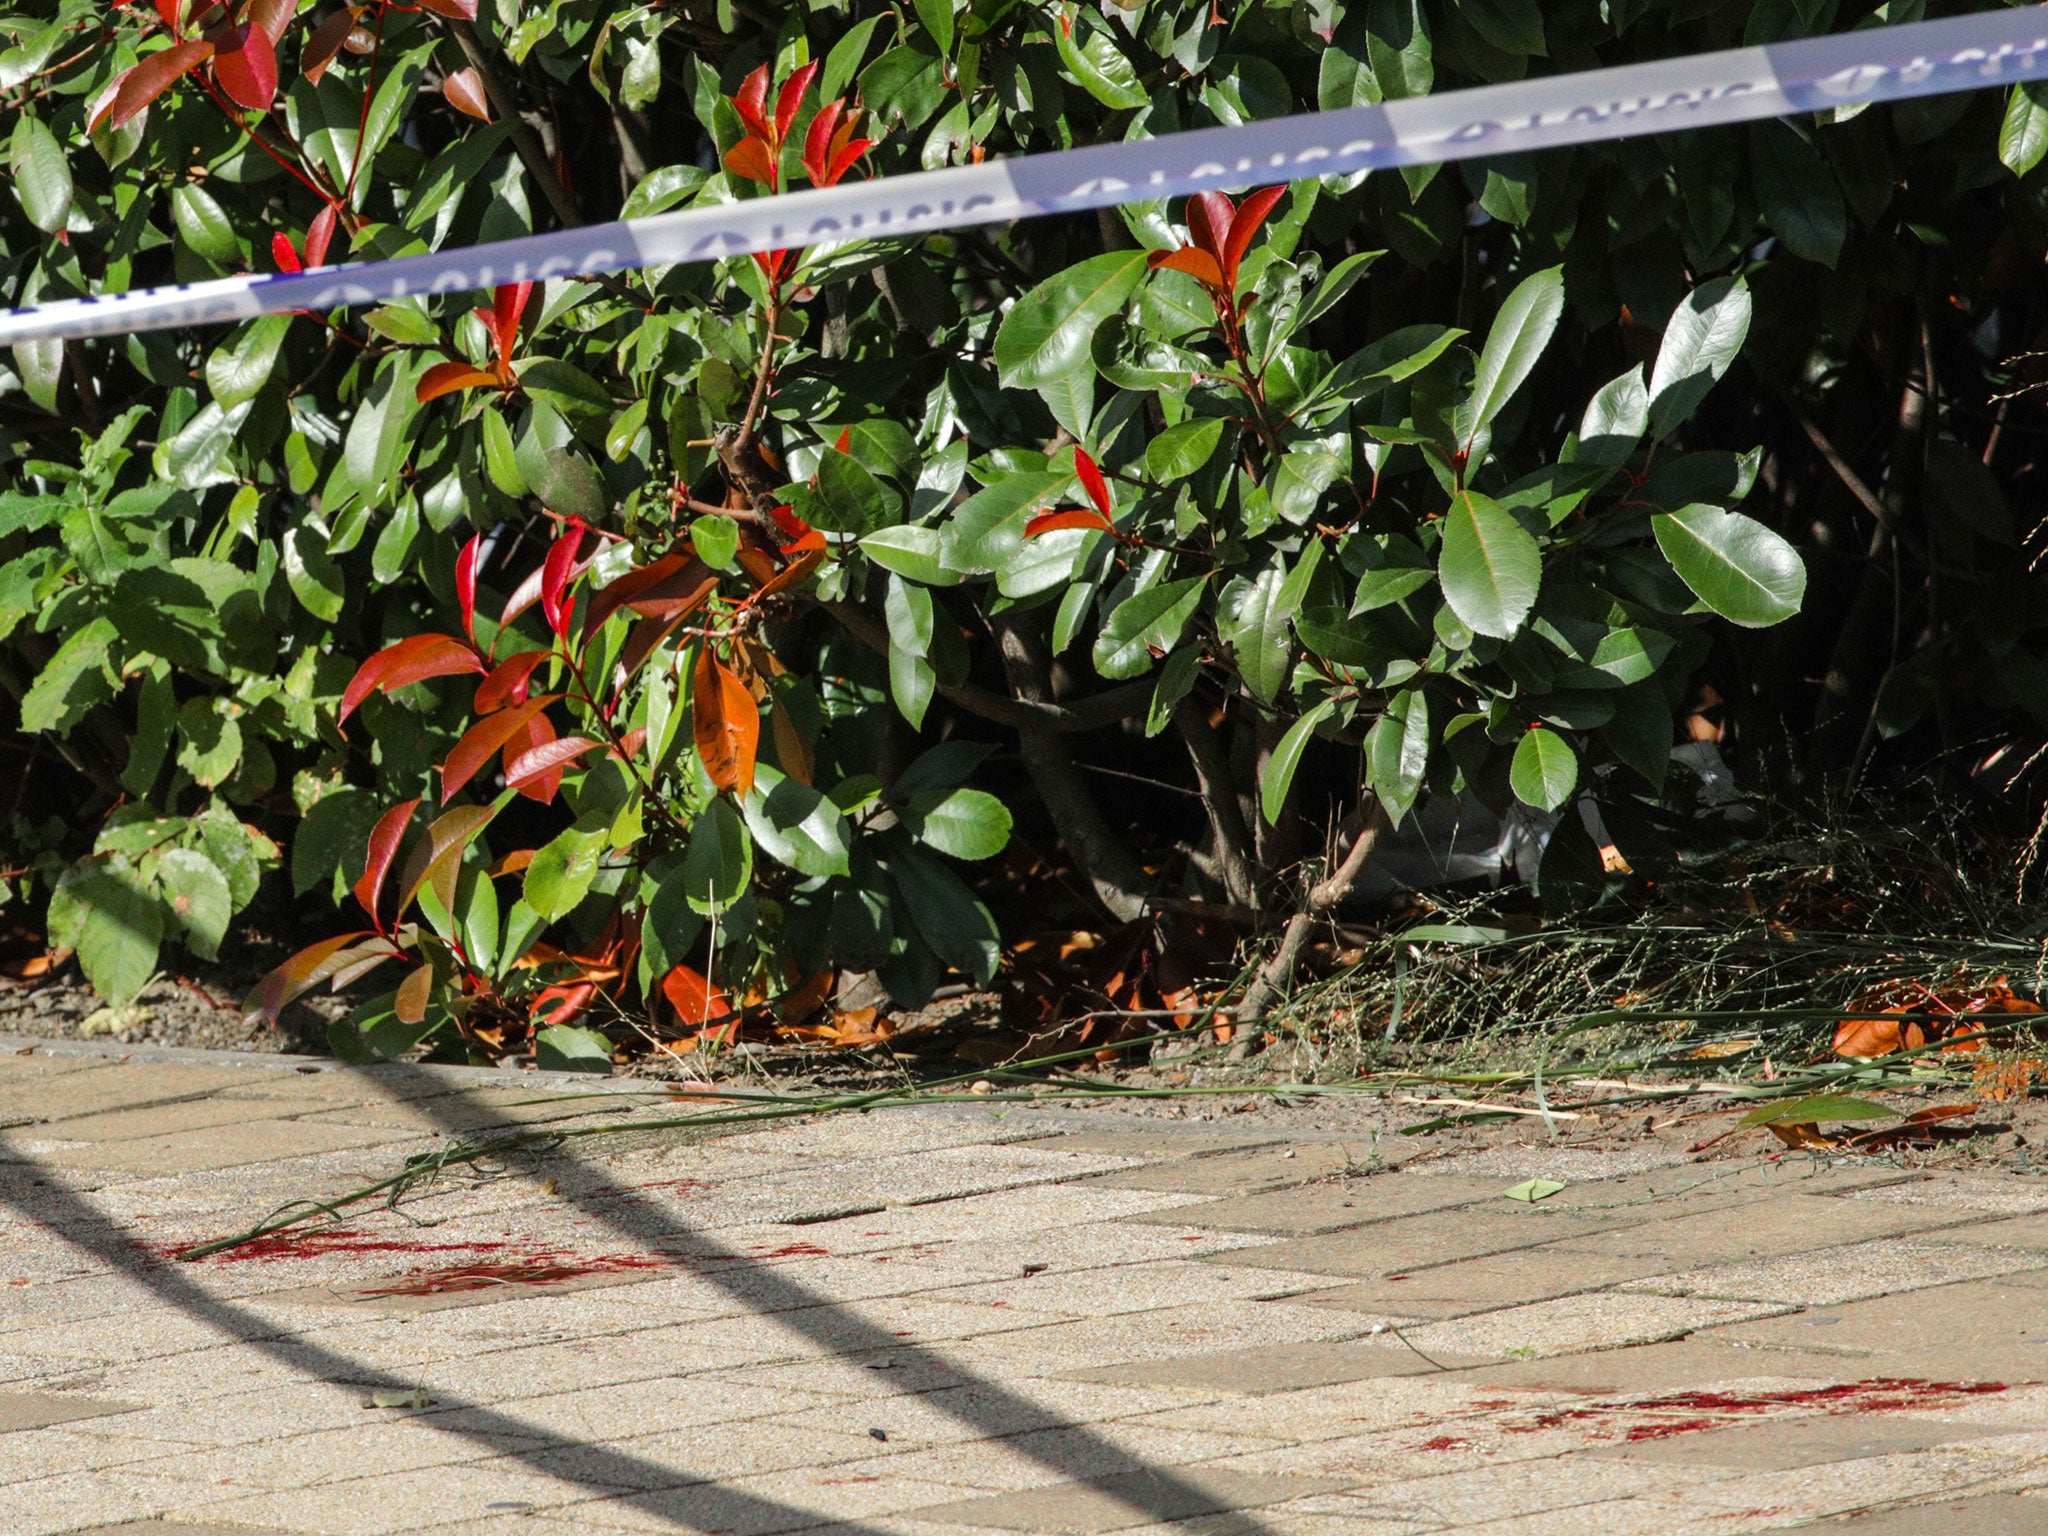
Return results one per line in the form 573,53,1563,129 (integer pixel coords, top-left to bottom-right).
1697,1277,2048,1377
1591,1412,2034,1470
1081,1144,1383,1197
19,1119,408,1174
1784,1492,2048,1534
1059,1339,1477,1394
902,1469,1348,1532
0,1066,261,1125
1214,1203,1629,1279
1557,1192,1974,1272
1399,1294,1791,1362
1129,1176,1504,1236
0,1388,144,1431
1294,1248,1671,1319
1634,1237,2044,1305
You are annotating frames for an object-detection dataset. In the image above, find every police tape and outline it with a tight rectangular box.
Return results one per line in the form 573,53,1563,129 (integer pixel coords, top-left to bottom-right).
2,7,2044,345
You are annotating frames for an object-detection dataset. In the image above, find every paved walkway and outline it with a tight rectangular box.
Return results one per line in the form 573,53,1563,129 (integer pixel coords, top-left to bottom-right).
3,1040,2048,1535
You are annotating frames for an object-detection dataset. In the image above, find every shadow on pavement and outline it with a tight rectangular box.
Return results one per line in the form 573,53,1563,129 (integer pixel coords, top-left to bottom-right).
0,1057,1276,1534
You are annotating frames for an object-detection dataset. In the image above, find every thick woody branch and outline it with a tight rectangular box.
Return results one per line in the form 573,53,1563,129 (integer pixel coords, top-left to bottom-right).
993,617,1152,925
448,21,582,230
1172,698,1258,910
1235,796,1391,1029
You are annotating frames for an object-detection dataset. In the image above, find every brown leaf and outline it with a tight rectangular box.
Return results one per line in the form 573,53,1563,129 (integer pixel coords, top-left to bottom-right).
692,647,759,797
442,66,490,121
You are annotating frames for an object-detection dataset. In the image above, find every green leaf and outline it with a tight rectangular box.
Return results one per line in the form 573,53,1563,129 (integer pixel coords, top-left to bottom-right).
862,525,955,586
910,0,955,55
1365,687,1429,826
9,113,71,235
691,514,740,570
1647,277,1751,440
204,315,292,409
1576,366,1648,465
1459,265,1563,448
154,847,232,960
1312,324,1463,408
362,305,440,346
1750,121,1846,267
807,448,898,534
1094,575,1206,679
1055,15,1148,109
293,787,381,900
48,861,162,1005
1502,1178,1565,1202
2001,82,2048,177
1262,700,1334,825
535,1024,614,1073
1218,561,1292,705
1509,727,1577,812
994,251,1150,389
1739,1095,1894,1128
21,617,117,735
1439,490,1541,639
1652,504,1806,627
1146,418,1227,481
941,473,1064,574
903,787,1012,859
176,698,243,788
283,525,345,621
524,825,607,919
1462,0,1544,56
742,763,852,878
170,183,238,266
889,844,999,983
1146,646,1202,738
682,796,751,913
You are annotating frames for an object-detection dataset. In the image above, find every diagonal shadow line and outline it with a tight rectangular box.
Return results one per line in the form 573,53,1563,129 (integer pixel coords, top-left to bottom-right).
6,1059,1281,1533
0,1136,902,1536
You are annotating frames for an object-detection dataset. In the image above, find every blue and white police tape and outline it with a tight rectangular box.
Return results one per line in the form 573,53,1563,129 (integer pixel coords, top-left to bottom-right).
2,7,2044,346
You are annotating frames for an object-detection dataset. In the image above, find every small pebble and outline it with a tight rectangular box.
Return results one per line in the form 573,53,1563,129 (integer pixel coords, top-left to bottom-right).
869,1427,888,1441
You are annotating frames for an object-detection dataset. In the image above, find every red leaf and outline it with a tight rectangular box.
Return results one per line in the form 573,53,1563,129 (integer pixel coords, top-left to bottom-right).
96,41,215,129
443,65,490,121
1220,185,1286,291
475,648,551,713
723,135,778,189
505,734,599,791
693,647,759,797
769,504,812,542
1026,508,1116,538
661,964,733,1028
417,361,502,403
1147,245,1226,291
397,803,499,918
1186,191,1234,265
441,695,560,803
539,522,585,638
832,425,852,454
749,543,825,600
338,633,484,725
502,710,562,804
300,6,355,83
248,0,295,42
153,0,179,27
803,98,844,185
354,798,420,929
241,931,383,1028
775,61,818,143
394,962,432,1024
489,281,530,371
415,0,477,16
733,63,772,143
455,532,481,648
211,22,277,112
826,137,871,188
1074,447,1111,518
1833,1014,1927,1060
581,550,709,634
304,201,337,268
271,231,301,273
